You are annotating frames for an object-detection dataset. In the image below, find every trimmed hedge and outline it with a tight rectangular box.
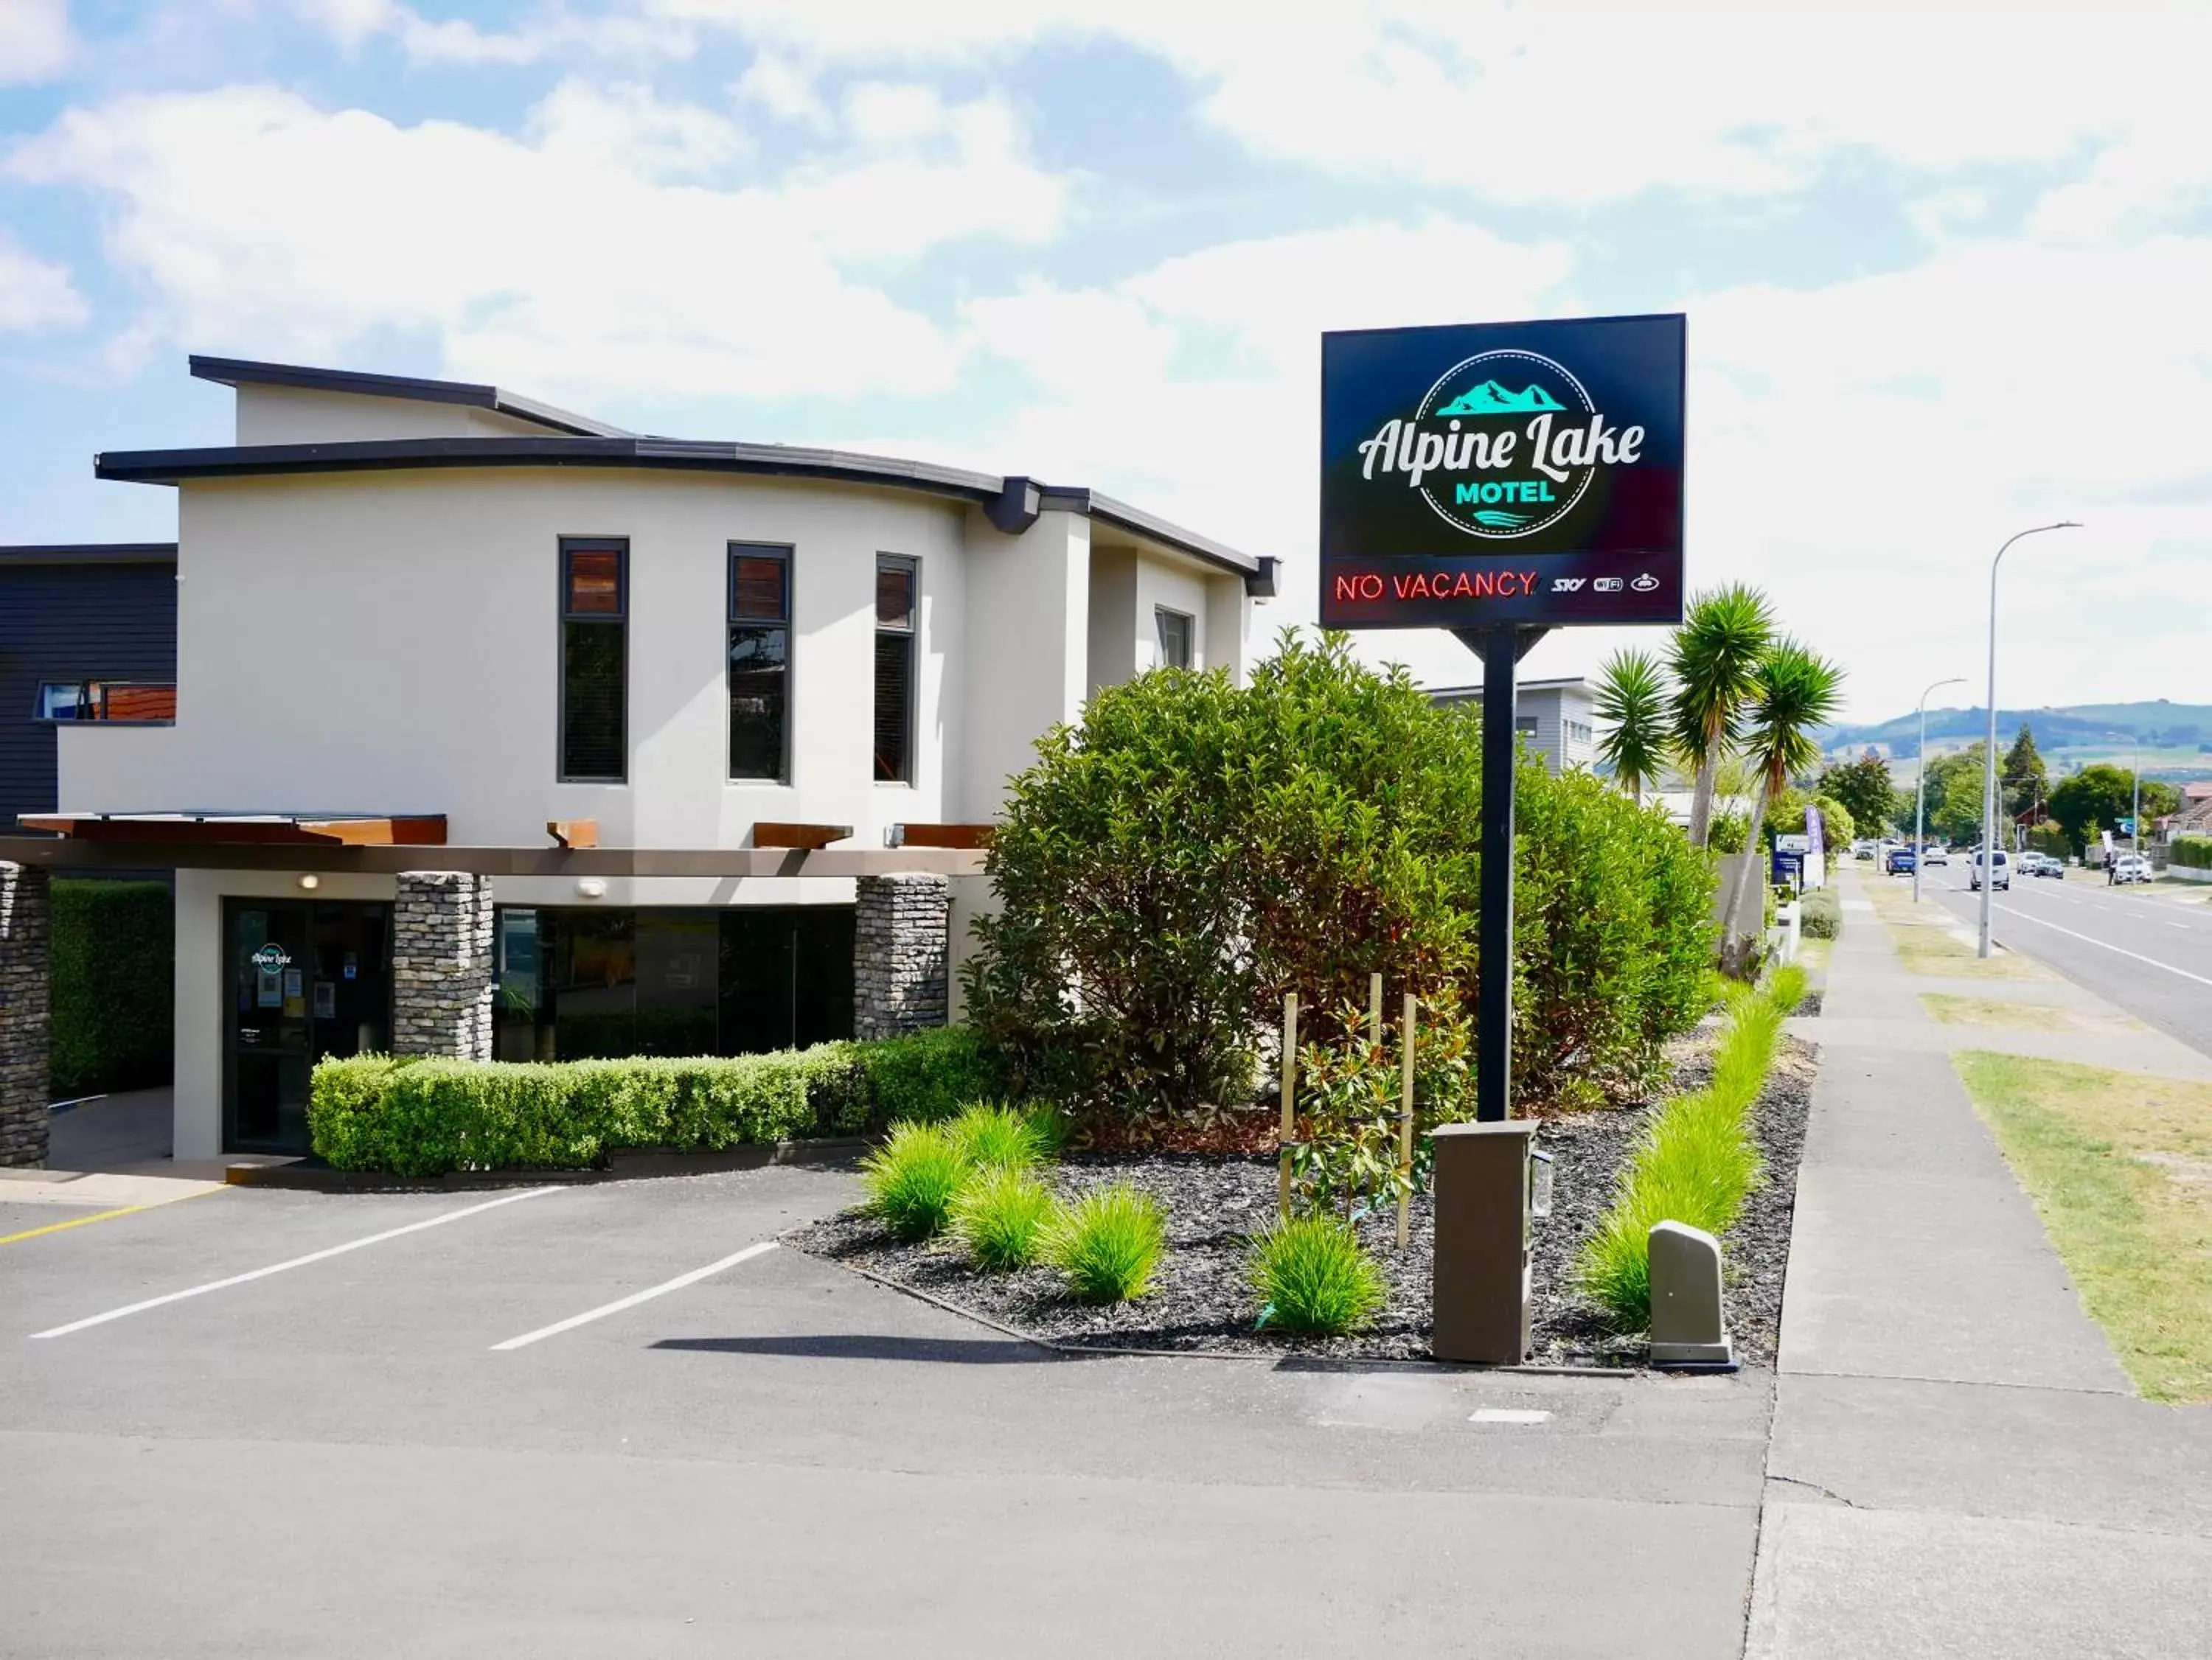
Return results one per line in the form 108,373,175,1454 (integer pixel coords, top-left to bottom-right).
2173,835,2212,871
50,879,174,1098
1798,886,1842,940
309,1025,997,1176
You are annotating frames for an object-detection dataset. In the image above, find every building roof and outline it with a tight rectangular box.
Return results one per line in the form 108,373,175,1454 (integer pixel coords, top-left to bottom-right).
0,543,177,565
2184,781,2212,801
189,354,630,439
97,358,1274,590
1427,675,1589,701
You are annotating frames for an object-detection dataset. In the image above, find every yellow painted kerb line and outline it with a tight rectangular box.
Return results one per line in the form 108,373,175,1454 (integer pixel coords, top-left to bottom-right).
0,1204,150,1247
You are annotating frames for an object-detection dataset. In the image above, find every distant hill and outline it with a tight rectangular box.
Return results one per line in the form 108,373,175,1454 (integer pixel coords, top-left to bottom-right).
1819,700,2212,772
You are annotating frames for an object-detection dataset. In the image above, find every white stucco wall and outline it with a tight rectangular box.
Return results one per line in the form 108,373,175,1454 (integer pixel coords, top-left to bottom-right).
1085,547,1138,698
60,467,980,850
234,385,555,445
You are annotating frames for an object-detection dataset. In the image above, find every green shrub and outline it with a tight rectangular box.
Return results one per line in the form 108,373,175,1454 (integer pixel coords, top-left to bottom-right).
2173,835,2212,871
947,1102,1045,1171
860,1123,969,1241
1764,963,1809,1016
1248,1216,1387,1336
1047,1183,1167,1302
308,1027,997,1175
952,1166,1060,1271
1576,977,1792,1328
1798,887,1841,940
49,879,173,1098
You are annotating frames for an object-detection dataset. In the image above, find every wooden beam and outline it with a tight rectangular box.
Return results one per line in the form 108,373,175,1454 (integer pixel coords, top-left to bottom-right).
752,822,854,851
16,814,447,847
546,819,599,850
888,823,995,850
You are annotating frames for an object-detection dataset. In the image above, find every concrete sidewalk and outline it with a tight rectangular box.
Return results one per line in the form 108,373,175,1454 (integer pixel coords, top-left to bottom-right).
1747,864,2212,1657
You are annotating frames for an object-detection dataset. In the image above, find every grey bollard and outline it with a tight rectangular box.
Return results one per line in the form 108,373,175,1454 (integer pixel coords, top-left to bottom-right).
1648,1219,1734,1367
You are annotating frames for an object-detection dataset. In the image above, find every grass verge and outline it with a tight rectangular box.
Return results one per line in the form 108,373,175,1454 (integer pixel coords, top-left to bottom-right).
1953,1052,2212,1403
1922,994,2142,1034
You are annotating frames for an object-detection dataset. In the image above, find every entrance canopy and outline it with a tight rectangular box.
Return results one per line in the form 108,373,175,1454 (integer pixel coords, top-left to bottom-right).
21,812,448,846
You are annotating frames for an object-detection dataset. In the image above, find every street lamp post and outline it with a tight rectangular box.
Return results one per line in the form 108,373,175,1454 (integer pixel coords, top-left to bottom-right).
1914,676,1966,904
1980,522,2083,958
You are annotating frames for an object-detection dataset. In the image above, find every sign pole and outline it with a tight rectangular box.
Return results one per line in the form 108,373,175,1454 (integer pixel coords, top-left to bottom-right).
1455,624,1545,1122
1278,992,1298,1221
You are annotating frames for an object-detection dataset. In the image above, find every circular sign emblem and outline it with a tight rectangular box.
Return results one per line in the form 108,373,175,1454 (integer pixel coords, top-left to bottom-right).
1414,348,1596,540
250,944,290,972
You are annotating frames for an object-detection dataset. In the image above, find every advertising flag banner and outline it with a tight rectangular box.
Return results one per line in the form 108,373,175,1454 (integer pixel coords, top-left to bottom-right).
1321,313,1686,629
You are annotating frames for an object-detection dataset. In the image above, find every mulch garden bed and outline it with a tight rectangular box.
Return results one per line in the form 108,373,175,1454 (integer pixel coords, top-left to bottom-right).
787,1027,1818,1369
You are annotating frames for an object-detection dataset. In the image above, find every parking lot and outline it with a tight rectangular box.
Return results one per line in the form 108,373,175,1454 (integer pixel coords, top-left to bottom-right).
4,1165,1773,1659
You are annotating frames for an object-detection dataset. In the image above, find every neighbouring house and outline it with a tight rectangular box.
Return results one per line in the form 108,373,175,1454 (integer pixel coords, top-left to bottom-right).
0,355,1276,1166
0,543,178,834
1428,675,1596,775
2168,783,2212,840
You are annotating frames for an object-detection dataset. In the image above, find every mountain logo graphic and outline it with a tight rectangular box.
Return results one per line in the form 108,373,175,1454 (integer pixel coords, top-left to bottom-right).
1433,380,1565,417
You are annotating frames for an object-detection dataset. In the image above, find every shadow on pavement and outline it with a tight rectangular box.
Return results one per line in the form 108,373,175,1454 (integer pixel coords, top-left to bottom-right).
650,1333,1061,1364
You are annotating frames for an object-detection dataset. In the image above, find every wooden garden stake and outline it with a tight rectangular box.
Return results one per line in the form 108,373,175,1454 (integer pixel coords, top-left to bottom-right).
1369,972,1383,1047
1278,991,1298,1223
1397,993,1417,1250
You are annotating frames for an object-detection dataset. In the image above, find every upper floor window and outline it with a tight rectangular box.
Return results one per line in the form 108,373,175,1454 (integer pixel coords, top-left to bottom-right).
1514,716,1540,738
34,680,176,724
728,543,791,782
1155,606,1194,671
559,538,627,782
874,556,917,784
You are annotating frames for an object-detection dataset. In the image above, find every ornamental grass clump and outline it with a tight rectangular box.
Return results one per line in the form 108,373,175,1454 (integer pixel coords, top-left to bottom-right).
947,1101,1048,1171
1248,1216,1387,1336
952,1166,1060,1272
858,1122,968,1241
1046,1183,1166,1302
1576,977,1792,1327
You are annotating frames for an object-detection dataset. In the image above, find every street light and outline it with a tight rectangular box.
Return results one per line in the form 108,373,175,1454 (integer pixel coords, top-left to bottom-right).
1913,675,1966,904
1980,521,2082,958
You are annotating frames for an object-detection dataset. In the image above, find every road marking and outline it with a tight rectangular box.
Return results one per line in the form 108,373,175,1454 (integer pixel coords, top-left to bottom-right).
0,1205,146,1248
29,1188,560,1340
1470,1407,1553,1425
490,1240,780,1351
1993,909,2212,988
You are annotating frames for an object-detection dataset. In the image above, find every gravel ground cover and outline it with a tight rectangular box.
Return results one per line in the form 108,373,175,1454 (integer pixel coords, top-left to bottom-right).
788,1030,1818,1367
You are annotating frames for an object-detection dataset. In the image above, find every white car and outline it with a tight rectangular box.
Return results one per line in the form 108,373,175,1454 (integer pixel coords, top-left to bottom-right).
2112,854,2152,885
1921,845,1949,866
1970,849,2011,892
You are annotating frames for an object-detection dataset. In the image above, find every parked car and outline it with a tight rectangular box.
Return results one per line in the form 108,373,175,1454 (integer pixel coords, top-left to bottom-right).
1853,839,1877,861
1921,845,1949,866
2113,854,2152,885
2034,852,2067,877
1886,845,1917,875
2016,851,2048,876
1970,849,2011,892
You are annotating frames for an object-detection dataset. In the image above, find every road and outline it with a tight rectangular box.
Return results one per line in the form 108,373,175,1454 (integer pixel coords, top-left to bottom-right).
1911,862,2212,1059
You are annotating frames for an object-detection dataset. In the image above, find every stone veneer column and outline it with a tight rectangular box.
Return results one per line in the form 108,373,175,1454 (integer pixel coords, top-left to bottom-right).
0,862,52,1167
852,873,950,1041
392,871,494,1060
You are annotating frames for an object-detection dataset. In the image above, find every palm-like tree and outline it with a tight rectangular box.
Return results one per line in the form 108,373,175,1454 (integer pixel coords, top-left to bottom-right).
1725,640,1846,973
1593,649,1669,806
1669,585,1775,847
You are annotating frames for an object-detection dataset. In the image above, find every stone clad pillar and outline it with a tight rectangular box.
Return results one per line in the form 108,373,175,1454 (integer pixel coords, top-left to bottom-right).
0,862,52,1167
392,871,493,1060
852,873,950,1041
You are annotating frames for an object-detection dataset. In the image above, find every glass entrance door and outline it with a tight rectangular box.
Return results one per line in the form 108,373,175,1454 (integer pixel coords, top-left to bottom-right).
225,899,392,1154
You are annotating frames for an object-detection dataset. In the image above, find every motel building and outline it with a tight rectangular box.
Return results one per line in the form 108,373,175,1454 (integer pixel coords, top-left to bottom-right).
0,357,1274,1167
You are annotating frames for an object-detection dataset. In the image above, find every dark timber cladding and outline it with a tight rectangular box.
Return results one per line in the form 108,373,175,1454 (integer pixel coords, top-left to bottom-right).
0,546,178,837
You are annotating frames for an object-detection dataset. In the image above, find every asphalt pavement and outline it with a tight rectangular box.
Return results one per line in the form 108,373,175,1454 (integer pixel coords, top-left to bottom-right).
1904,862,2212,1059
2,1162,1774,1659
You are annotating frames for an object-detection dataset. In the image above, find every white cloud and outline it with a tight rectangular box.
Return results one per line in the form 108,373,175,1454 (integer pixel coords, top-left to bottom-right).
0,0,73,83
0,232,87,330
293,0,695,67
5,82,1066,401
734,49,829,130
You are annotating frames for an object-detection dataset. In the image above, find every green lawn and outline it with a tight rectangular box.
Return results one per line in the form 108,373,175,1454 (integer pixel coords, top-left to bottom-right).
1954,1052,2212,1403
1923,994,2143,1034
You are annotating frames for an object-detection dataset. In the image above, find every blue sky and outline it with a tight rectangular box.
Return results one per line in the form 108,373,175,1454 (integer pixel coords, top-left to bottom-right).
4,0,2209,719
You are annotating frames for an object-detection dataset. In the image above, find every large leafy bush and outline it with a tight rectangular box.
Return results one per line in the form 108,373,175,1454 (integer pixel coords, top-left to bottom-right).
965,631,1717,1124
49,880,173,1097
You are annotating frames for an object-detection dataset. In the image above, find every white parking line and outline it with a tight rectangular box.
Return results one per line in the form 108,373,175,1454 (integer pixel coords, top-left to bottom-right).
29,1188,560,1340
491,1240,779,1351
1994,908,2212,988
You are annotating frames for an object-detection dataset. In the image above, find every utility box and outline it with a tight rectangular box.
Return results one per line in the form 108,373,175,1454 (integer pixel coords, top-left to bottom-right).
1430,1120,1536,1364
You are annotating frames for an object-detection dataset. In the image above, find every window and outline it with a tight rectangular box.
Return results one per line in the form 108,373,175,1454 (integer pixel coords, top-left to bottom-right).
34,680,176,723
1155,606,1194,671
1514,716,1540,738
874,555,917,784
728,543,791,781
559,539,627,782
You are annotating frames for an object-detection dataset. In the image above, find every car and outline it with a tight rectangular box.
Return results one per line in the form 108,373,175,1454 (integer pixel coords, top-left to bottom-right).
2015,851,2047,876
2034,853,2067,877
2112,854,2152,884
1886,845,1917,875
1853,839,1877,861
1970,849,2011,891
1921,845,1949,866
